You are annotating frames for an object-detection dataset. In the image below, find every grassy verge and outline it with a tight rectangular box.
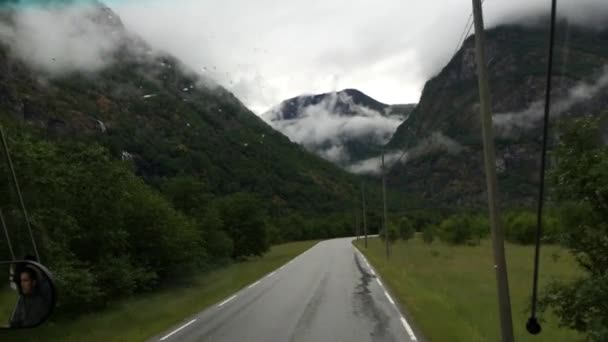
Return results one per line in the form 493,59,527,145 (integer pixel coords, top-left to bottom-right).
0,285,17,325
0,240,319,342
354,236,583,341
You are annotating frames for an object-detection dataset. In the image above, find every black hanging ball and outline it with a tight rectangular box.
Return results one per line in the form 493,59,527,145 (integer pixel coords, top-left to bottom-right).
526,317,542,335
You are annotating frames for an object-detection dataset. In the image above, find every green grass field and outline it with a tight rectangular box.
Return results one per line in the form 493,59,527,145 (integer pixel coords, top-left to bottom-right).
354,236,583,342
0,285,17,326
0,240,318,342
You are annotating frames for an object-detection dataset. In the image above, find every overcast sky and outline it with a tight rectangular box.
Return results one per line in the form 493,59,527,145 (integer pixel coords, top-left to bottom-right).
103,0,608,114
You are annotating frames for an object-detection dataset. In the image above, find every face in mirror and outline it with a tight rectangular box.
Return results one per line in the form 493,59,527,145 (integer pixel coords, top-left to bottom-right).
0,260,56,329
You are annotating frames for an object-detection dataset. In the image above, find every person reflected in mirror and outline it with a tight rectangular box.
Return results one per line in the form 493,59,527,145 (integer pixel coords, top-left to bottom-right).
9,267,50,328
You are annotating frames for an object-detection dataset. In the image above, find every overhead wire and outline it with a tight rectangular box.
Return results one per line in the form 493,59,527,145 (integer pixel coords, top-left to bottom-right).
385,1,485,174
0,124,40,262
527,0,558,335
0,208,15,261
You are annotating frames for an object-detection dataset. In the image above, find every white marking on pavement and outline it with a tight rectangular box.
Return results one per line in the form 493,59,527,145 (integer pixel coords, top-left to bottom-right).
356,244,418,341
355,250,376,276
218,295,237,307
267,271,276,277
384,290,395,305
160,319,197,340
248,280,261,289
400,317,418,341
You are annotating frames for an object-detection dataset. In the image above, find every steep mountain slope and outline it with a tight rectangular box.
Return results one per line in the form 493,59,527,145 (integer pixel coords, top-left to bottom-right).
264,89,415,166
385,22,608,206
0,2,359,213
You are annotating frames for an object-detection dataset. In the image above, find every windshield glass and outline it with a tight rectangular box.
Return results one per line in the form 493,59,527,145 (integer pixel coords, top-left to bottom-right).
0,0,606,341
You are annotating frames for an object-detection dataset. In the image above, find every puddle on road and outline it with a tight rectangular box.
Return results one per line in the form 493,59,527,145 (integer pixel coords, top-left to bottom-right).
353,252,396,342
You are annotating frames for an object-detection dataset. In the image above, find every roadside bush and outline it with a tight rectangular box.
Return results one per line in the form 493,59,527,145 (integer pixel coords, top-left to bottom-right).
439,214,483,246
505,211,537,244
504,210,561,245
422,225,436,244
379,225,399,243
397,217,415,241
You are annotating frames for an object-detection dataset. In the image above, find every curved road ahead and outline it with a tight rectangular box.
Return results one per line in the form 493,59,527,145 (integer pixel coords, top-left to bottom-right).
152,238,419,342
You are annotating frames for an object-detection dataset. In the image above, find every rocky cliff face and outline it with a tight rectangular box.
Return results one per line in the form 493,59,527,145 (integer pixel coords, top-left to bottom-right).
385,22,608,206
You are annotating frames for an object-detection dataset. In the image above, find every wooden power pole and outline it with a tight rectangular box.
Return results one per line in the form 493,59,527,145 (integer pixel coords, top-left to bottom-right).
471,0,514,341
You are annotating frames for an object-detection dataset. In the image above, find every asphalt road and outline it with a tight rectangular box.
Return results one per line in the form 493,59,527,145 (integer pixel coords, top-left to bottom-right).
152,238,419,342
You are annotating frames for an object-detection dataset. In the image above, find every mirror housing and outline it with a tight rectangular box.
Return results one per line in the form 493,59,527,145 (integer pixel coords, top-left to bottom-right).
0,260,56,329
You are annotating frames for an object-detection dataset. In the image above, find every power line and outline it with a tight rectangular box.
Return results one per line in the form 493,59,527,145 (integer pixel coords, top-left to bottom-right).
385,0,489,170
527,0,558,335
0,123,40,262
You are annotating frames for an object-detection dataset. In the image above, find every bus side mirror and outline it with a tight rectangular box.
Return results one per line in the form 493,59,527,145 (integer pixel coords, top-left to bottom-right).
0,260,56,329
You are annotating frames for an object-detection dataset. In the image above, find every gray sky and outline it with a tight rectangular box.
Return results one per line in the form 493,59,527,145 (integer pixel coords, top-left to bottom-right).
107,0,608,114
1,0,606,115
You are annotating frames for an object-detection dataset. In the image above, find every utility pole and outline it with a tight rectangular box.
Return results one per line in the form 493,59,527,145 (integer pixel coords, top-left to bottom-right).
355,208,360,241
361,181,368,248
471,1,514,341
382,146,389,259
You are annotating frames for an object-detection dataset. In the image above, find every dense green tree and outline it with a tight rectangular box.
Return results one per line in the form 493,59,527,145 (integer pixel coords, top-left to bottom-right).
397,217,415,241
216,193,270,259
540,117,608,340
438,214,483,246
504,211,537,244
379,225,399,244
160,175,213,217
0,131,208,311
201,207,233,261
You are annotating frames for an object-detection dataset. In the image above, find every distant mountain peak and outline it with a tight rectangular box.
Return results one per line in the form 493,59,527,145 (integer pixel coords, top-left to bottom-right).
264,88,413,122
262,89,416,168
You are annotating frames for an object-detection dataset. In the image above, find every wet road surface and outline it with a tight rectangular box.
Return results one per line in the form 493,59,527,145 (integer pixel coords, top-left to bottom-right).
151,238,419,342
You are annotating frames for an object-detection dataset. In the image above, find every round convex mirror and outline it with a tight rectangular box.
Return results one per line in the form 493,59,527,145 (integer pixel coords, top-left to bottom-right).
0,260,56,329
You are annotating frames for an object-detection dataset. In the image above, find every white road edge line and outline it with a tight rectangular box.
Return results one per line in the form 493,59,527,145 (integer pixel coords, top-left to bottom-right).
267,271,276,277
248,280,261,289
218,295,237,307
160,319,197,341
384,290,395,305
356,245,418,341
400,316,418,341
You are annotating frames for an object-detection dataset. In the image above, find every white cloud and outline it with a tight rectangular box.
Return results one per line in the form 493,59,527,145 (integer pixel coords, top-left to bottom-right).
493,66,608,134
1,0,607,115
348,132,464,174
347,150,404,175
264,91,404,163
0,2,126,75
110,0,608,114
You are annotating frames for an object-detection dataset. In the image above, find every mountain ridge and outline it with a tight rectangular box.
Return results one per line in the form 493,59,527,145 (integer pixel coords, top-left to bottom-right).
0,2,361,213
263,88,415,167
384,21,608,206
